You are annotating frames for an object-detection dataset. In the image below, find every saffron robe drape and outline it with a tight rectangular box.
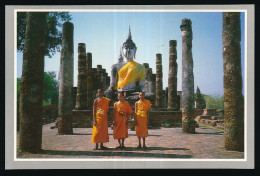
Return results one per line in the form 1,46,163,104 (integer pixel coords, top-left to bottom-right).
113,100,133,139
135,99,152,137
91,97,110,143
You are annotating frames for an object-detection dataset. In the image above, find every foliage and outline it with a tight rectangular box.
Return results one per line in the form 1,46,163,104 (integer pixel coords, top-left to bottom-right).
17,72,59,106
17,12,72,57
195,86,202,99
203,94,224,110
17,78,21,105
161,122,172,128
43,71,59,105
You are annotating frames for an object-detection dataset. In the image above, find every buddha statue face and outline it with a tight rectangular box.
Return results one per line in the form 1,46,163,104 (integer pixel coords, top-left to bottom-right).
122,43,136,61
122,26,137,62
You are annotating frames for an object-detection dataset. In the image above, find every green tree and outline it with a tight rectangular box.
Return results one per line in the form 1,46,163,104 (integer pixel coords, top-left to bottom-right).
17,12,72,57
17,72,58,106
17,78,21,104
204,95,224,110
43,71,59,106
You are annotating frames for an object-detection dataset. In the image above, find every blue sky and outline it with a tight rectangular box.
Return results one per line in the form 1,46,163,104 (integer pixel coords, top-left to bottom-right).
17,12,245,97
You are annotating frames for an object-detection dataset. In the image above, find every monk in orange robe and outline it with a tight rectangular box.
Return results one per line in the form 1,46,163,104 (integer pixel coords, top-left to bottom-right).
113,92,133,149
91,89,110,150
135,91,152,149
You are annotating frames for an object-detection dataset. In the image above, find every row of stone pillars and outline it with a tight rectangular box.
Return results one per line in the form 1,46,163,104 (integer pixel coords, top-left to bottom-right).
57,22,111,134
18,13,244,152
146,41,179,111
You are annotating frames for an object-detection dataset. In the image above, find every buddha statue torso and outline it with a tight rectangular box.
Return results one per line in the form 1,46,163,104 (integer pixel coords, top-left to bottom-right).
105,27,145,99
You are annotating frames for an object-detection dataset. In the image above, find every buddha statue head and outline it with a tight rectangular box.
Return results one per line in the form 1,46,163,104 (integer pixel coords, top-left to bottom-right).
122,26,137,62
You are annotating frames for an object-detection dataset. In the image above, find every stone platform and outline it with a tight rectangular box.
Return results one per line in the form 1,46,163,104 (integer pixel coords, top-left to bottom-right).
17,122,244,159
72,109,182,128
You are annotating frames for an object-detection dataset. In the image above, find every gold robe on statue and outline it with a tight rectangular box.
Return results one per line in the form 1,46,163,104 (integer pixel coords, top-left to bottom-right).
117,60,145,90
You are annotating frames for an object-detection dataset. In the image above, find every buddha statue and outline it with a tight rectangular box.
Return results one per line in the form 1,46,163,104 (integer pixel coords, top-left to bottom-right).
105,27,146,99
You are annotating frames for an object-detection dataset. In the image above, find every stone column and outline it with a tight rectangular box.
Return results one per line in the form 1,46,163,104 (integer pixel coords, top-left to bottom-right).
92,68,98,92
107,76,111,89
75,43,87,110
180,18,195,133
97,65,103,89
86,53,94,109
168,40,179,111
57,22,74,134
155,54,163,108
86,52,92,70
223,12,244,151
165,87,168,109
102,69,107,89
146,68,153,93
143,63,149,92
151,73,156,94
19,12,47,152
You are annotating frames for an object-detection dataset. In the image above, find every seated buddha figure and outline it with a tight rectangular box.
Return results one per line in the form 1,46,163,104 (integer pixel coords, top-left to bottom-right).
105,27,146,99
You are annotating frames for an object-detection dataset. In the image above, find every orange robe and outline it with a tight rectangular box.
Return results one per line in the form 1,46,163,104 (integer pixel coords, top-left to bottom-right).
91,97,110,143
113,100,133,139
135,99,152,137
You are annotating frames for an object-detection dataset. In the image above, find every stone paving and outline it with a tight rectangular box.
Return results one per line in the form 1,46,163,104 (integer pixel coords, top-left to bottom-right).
17,123,244,159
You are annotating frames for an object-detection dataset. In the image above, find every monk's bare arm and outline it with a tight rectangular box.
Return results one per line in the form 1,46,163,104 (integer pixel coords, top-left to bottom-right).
135,102,138,126
93,99,97,126
113,103,117,126
147,109,150,125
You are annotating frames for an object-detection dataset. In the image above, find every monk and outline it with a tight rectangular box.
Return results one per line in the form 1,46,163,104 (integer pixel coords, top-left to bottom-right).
91,89,110,150
113,92,133,149
135,91,152,149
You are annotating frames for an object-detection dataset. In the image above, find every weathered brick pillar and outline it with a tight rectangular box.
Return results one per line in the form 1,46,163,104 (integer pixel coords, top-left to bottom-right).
223,12,244,151
19,12,47,152
155,54,163,108
92,68,98,92
105,72,109,90
151,73,156,94
143,63,149,93
97,65,103,89
168,40,179,111
86,53,94,109
106,76,111,89
180,18,195,133
146,68,153,93
75,43,87,110
86,52,92,70
57,22,74,134
102,69,107,89
165,87,168,109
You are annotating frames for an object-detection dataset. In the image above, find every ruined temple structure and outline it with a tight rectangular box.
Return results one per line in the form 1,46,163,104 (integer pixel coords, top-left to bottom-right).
71,44,111,127
58,24,193,130
195,108,224,129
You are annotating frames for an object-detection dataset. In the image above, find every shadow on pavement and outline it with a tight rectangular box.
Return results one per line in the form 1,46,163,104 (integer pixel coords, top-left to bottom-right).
41,149,192,158
68,133,162,137
144,147,189,151
128,134,162,137
195,131,224,135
